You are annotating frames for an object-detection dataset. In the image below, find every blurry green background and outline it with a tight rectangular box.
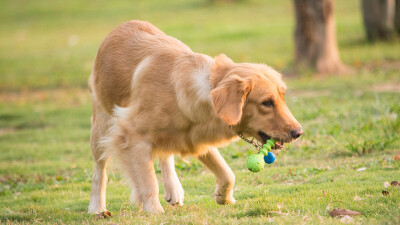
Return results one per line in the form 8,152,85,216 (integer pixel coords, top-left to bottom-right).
1,0,400,224
2,0,400,90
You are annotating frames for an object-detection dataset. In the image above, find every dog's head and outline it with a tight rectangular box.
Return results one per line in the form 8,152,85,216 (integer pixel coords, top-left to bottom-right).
211,54,302,148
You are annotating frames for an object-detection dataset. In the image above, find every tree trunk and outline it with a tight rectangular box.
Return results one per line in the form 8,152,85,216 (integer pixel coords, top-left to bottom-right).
395,0,400,34
293,0,345,74
361,0,395,41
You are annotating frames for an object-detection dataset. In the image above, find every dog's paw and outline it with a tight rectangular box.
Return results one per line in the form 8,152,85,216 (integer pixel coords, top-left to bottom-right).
214,193,236,205
164,180,184,206
213,187,235,205
143,199,165,214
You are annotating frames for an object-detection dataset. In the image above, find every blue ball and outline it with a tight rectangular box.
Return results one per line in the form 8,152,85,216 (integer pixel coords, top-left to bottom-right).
264,152,275,164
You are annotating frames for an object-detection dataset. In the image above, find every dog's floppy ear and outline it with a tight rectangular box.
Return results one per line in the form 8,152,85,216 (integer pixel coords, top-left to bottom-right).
211,54,234,88
211,75,253,125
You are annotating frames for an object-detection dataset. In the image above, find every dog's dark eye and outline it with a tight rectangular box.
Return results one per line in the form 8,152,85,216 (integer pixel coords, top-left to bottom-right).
262,100,274,107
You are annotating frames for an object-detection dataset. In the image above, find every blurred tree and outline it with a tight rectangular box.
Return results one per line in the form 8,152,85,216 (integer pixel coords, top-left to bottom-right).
361,0,395,41
293,0,345,74
396,0,400,34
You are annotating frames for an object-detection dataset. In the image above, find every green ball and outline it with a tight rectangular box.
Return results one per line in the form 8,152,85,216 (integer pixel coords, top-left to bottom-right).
247,154,265,172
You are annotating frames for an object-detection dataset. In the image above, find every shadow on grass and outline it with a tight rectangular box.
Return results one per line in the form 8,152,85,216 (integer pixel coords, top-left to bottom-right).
0,113,21,121
0,112,47,130
234,207,285,218
0,214,33,223
14,121,47,130
339,36,400,48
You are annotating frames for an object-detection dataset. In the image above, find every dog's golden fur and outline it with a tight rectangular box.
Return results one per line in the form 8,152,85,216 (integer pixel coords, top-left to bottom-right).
88,20,302,214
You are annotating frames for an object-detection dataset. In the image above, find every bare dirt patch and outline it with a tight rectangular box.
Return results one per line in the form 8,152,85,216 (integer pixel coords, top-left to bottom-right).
370,83,400,93
0,88,90,106
376,60,400,71
288,90,331,97
0,128,16,136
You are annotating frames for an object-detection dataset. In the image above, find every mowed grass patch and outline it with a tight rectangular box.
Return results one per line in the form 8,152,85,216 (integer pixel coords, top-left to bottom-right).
1,69,400,224
1,0,400,90
1,0,400,224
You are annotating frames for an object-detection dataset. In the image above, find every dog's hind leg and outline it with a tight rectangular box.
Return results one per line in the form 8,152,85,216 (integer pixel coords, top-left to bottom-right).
198,147,235,205
160,155,184,206
88,97,111,214
116,140,164,214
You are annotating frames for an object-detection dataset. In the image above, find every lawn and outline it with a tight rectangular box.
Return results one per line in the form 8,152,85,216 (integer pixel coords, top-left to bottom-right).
1,0,400,224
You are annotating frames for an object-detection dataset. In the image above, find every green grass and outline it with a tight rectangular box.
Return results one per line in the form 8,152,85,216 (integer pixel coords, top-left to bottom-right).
1,0,400,224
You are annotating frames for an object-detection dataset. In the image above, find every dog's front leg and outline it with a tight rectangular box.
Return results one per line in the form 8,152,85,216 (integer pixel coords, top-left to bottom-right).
160,155,184,206
117,141,164,214
198,147,235,205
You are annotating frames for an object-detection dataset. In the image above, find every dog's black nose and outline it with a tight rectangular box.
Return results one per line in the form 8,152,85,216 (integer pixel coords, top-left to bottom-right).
290,128,303,139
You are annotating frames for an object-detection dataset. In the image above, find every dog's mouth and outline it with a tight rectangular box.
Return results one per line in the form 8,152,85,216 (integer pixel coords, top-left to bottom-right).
258,131,284,150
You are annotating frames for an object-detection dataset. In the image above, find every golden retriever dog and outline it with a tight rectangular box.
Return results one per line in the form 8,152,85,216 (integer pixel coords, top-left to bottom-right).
88,20,303,214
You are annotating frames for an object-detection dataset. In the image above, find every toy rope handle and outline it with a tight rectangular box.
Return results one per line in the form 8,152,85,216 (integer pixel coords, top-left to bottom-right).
238,132,263,150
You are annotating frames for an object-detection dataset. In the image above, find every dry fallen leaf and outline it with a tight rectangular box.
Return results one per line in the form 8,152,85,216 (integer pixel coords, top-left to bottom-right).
356,167,366,172
391,181,399,187
329,208,362,218
384,181,390,188
353,195,362,201
97,211,112,219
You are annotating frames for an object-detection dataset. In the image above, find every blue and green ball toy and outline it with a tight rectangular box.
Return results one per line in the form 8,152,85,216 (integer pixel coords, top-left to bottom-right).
246,139,276,172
